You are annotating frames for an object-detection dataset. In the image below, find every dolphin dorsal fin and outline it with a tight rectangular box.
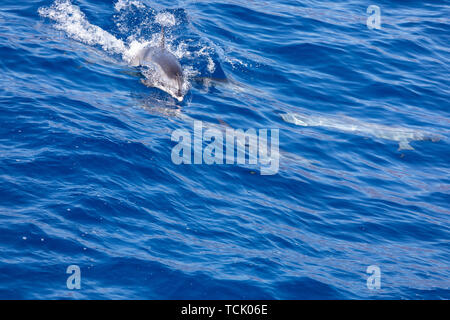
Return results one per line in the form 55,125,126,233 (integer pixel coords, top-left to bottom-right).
160,27,165,49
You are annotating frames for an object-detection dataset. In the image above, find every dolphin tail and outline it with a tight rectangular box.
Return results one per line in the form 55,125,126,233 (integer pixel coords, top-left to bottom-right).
398,140,414,151
160,27,165,49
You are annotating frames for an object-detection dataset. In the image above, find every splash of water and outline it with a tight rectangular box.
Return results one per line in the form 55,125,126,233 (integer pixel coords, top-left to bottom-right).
38,0,126,56
155,12,177,27
39,0,230,100
38,0,173,63
114,0,145,12
38,0,188,99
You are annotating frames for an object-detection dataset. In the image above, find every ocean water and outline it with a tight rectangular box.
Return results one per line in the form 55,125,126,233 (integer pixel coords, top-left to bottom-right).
0,0,449,299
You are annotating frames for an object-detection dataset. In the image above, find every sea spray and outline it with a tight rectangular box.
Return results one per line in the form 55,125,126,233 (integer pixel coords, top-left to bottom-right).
38,0,127,56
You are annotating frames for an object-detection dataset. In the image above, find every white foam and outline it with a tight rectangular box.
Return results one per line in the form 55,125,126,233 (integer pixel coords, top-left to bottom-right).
114,0,145,12
196,46,216,74
38,0,126,56
171,41,187,60
207,57,216,74
225,56,248,69
155,12,176,27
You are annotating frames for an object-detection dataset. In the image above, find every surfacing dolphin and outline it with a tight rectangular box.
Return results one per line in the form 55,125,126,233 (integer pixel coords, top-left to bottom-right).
131,28,185,102
282,112,442,150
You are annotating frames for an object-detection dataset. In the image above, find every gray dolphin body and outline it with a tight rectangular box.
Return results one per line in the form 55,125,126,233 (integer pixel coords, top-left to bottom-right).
282,112,442,150
131,29,184,101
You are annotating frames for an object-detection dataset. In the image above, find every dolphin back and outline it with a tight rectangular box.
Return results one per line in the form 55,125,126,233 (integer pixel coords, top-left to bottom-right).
135,47,181,79
130,40,185,101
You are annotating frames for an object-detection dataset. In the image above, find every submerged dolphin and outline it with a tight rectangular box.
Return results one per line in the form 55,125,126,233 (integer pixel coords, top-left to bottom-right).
282,112,442,150
131,28,184,102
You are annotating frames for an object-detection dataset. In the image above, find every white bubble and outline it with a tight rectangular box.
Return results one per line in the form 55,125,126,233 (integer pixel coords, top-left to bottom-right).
154,12,176,27
114,0,145,12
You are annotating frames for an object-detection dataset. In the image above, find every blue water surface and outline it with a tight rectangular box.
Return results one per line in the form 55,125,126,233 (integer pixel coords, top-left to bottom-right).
0,0,449,299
